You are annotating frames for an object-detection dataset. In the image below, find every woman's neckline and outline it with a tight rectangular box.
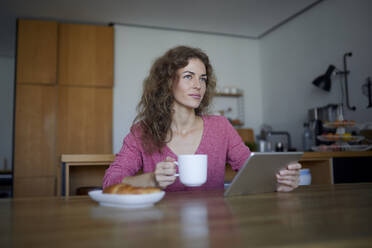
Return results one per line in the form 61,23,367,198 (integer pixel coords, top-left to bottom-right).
165,115,206,156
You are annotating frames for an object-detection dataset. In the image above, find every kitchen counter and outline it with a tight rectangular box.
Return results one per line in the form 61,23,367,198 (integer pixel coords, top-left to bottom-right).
60,152,372,196
301,151,372,160
59,151,372,163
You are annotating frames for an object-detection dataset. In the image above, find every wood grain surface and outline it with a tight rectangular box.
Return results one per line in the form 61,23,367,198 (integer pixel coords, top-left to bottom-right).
13,84,57,197
57,86,113,155
16,19,57,84
1,183,372,247
58,23,113,87
14,85,57,178
301,151,372,160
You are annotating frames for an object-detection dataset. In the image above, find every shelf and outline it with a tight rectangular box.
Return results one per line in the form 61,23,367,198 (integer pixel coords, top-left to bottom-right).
214,91,245,127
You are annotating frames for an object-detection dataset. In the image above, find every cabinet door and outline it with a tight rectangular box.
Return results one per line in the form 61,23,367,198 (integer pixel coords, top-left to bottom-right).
16,19,58,84
13,85,57,197
58,24,113,87
57,86,112,155
14,85,57,178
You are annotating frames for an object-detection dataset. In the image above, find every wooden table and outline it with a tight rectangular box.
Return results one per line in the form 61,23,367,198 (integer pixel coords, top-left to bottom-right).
1,183,372,247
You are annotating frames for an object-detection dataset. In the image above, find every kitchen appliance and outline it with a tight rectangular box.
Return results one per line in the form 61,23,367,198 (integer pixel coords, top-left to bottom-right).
267,131,293,152
257,125,293,152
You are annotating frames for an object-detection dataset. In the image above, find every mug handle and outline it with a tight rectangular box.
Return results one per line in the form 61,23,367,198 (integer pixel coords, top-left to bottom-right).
173,161,179,177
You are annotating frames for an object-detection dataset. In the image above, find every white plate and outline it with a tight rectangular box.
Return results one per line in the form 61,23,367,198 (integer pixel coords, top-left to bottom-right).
88,190,165,209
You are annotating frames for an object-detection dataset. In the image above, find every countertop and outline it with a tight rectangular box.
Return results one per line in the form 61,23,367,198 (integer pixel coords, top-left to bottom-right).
60,152,372,163
301,151,372,160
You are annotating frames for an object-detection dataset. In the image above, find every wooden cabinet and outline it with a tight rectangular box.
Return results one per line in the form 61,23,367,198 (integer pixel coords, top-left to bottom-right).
14,19,113,197
14,19,59,197
58,24,113,87
16,20,58,84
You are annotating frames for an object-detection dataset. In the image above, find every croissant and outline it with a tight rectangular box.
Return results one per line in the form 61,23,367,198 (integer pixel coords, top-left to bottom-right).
103,183,161,194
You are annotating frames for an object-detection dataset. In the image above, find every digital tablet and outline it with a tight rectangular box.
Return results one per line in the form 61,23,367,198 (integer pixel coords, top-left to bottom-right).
224,152,303,197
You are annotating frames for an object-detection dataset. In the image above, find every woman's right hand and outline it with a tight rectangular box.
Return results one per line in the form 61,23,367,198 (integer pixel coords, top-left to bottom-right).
154,156,177,189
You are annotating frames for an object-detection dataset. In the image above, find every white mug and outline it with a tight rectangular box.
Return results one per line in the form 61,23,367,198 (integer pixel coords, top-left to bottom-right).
174,154,208,187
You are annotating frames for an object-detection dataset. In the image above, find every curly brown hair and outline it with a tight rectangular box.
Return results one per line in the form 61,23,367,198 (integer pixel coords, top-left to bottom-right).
132,46,217,154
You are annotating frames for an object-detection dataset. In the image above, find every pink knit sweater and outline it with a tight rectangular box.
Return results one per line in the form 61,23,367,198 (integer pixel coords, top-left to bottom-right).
103,115,251,191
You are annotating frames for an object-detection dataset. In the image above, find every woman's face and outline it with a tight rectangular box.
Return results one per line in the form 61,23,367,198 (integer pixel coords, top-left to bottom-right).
172,58,207,110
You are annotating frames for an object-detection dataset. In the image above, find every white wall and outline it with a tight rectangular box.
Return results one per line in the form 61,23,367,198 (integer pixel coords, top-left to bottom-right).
260,0,372,149
0,16,16,57
0,16,15,171
0,56,15,170
113,25,262,153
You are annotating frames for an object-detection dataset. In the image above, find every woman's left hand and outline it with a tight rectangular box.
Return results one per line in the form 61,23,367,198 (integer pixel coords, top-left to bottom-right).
276,163,302,192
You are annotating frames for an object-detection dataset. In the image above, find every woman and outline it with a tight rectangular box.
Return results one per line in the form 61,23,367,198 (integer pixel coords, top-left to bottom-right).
103,46,301,192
